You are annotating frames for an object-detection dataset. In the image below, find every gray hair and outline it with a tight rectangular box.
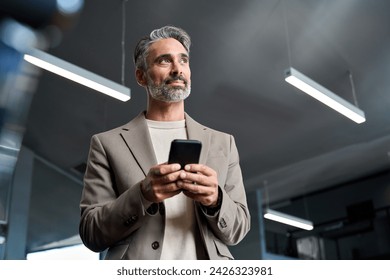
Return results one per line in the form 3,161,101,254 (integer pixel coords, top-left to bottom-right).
133,25,191,71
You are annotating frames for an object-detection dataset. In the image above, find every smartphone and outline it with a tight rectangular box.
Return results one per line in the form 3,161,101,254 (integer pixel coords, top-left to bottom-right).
168,139,202,169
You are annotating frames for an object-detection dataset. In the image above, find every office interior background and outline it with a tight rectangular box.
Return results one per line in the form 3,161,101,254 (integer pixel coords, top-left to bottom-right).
0,0,390,260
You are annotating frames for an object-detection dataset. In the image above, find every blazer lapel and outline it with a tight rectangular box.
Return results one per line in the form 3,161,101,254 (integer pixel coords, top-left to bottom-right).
119,112,209,174
185,113,210,165
120,112,157,176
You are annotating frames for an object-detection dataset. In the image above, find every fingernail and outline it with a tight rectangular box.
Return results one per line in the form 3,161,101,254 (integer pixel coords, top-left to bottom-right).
184,165,191,171
180,171,186,178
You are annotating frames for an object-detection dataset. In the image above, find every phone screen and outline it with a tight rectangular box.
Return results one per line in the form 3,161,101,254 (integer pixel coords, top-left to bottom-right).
168,139,202,169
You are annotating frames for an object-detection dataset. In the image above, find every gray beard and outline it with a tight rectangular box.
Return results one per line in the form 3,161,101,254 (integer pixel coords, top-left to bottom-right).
147,78,191,103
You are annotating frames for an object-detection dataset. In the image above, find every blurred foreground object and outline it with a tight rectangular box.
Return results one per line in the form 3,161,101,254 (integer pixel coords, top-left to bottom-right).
0,0,84,259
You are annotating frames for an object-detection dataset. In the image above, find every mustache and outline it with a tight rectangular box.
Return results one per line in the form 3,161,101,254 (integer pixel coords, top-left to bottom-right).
164,76,188,85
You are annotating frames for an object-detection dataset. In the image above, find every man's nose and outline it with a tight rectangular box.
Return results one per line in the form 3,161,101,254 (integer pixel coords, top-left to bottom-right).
170,60,183,76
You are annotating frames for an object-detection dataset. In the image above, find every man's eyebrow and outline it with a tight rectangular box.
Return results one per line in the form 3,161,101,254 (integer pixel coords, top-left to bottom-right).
154,53,189,62
154,54,171,62
180,53,189,58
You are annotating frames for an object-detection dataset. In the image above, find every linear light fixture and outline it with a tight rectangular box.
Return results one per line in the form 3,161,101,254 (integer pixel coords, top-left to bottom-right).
264,208,314,231
285,67,365,124
23,48,131,102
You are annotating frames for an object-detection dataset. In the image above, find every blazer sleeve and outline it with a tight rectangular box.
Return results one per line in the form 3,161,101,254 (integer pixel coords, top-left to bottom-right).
202,135,251,246
79,134,152,252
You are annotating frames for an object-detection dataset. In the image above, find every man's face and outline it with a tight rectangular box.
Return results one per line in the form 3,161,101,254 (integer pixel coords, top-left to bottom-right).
144,38,191,102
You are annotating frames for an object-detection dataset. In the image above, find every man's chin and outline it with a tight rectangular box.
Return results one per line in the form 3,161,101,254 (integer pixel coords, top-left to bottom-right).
151,93,190,103
148,85,191,103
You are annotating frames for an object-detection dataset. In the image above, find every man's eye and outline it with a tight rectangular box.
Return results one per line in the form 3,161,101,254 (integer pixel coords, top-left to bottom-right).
159,58,171,64
180,57,189,64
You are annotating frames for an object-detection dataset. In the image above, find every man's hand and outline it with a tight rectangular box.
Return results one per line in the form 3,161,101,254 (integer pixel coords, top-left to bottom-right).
177,164,219,207
141,163,182,203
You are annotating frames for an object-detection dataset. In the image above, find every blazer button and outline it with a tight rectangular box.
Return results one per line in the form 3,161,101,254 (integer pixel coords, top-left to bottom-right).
219,218,227,228
147,203,158,215
159,203,165,216
151,241,160,250
131,215,138,221
124,215,138,226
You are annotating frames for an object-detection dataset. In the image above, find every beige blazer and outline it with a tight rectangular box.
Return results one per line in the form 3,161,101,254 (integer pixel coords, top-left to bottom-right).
79,112,250,259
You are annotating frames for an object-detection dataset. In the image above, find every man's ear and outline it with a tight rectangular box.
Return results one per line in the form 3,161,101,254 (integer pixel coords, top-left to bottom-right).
135,69,147,87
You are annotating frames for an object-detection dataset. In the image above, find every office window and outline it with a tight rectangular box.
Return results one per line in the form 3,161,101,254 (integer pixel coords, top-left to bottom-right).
27,244,99,260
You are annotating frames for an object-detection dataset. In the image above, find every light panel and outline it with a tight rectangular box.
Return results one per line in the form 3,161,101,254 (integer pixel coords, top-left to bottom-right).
285,67,365,124
264,208,314,231
24,48,130,102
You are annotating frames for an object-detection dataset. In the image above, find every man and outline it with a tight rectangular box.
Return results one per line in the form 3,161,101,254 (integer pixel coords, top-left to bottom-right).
79,25,250,260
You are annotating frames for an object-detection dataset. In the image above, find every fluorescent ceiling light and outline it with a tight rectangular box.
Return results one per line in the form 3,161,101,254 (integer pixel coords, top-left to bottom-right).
264,208,314,231
24,48,130,102
285,67,365,124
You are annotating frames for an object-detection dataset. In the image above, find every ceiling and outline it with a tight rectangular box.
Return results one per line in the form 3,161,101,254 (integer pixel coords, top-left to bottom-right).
24,0,390,199
1,0,390,257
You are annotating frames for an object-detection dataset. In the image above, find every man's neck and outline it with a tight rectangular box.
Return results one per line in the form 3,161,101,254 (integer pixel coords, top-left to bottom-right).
145,99,185,121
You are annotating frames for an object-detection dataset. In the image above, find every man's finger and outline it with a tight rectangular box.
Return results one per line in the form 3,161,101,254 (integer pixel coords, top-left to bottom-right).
153,163,181,176
184,164,215,176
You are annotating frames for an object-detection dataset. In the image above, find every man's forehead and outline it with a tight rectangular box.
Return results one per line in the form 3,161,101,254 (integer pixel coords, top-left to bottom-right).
148,38,188,57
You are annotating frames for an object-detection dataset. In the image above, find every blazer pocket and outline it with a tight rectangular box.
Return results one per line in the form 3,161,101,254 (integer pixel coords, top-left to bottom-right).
213,239,234,260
